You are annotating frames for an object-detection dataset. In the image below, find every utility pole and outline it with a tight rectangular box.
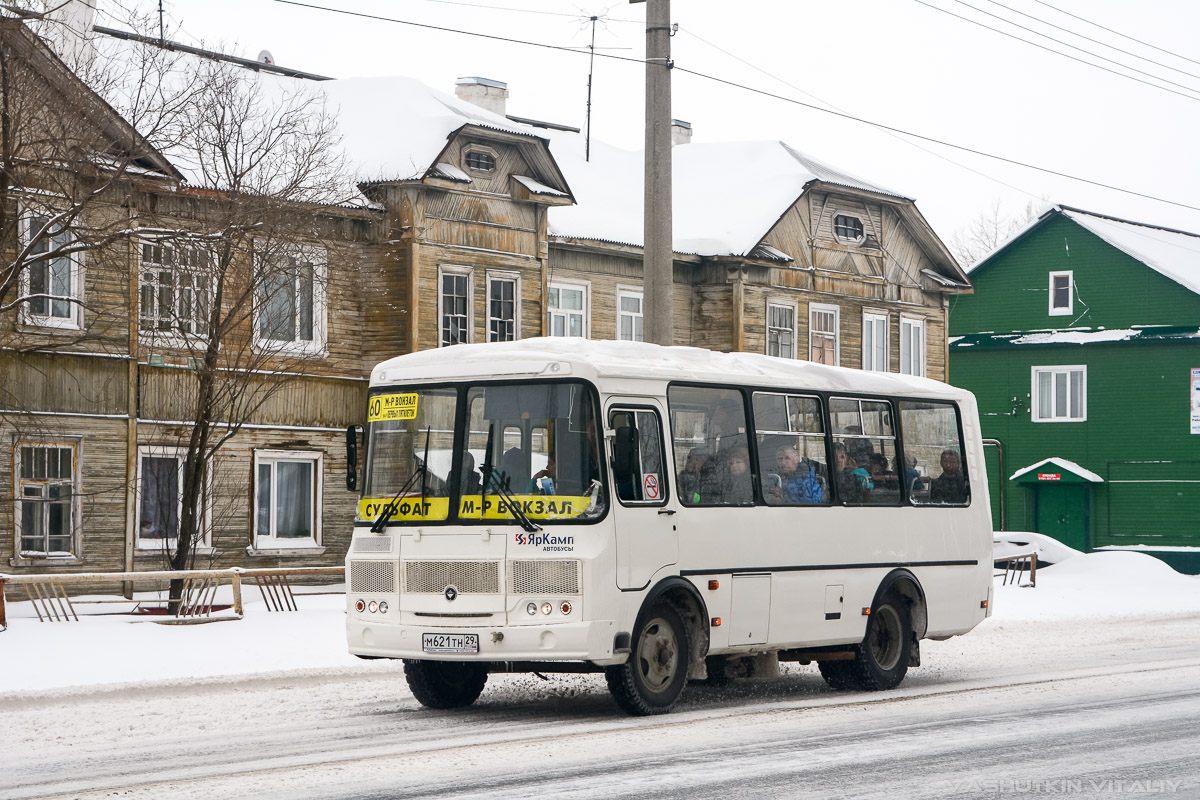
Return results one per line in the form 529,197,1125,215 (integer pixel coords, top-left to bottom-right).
631,0,673,346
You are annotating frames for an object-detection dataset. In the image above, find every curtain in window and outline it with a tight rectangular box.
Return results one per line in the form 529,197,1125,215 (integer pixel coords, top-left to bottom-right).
275,461,313,538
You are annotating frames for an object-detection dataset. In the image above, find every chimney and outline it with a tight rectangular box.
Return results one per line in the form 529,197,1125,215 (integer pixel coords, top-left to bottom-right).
671,119,693,147
455,77,509,117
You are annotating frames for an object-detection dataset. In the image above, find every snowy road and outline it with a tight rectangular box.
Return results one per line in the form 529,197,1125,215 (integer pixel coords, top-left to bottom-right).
4,613,1199,799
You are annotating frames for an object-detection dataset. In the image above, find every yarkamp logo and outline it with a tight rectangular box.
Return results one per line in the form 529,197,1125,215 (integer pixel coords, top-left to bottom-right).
955,779,1183,794
514,532,576,552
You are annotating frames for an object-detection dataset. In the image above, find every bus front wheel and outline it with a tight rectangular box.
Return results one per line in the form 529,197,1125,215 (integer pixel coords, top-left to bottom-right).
403,659,488,709
606,602,690,715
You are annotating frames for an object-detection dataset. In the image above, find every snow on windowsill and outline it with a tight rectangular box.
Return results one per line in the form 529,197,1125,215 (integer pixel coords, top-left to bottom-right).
245,546,327,557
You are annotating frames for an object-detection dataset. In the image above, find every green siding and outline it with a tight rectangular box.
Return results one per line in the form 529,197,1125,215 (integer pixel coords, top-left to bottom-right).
950,215,1200,335
951,341,1200,549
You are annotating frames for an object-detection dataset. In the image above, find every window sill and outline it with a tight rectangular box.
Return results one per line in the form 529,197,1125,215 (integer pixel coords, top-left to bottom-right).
10,555,84,567
245,546,327,558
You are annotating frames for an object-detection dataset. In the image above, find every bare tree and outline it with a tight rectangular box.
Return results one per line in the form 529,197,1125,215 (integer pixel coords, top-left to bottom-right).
949,198,1045,269
135,56,351,602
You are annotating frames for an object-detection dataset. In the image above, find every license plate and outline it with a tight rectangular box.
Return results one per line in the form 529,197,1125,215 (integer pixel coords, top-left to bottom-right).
422,632,479,654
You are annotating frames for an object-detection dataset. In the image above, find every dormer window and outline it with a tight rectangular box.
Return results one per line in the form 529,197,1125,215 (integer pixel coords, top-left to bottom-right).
464,148,496,173
1049,271,1073,316
834,214,864,242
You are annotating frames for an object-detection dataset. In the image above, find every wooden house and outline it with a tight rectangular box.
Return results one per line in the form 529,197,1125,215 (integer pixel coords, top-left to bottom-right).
2,15,969,583
948,205,1200,573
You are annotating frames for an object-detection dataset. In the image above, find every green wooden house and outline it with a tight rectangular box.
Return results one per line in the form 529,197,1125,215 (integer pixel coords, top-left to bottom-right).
948,205,1200,573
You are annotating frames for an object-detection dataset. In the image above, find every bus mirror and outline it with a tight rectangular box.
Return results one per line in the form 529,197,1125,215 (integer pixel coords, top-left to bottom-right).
613,426,638,480
346,424,362,491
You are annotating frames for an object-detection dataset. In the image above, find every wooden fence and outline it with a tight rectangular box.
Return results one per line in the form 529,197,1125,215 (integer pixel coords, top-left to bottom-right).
0,566,345,627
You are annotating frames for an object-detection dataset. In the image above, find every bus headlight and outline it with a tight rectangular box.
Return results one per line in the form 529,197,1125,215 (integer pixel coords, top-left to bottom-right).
526,602,538,616
541,602,553,616
368,601,378,613
355,599,366,613
378,601,388,614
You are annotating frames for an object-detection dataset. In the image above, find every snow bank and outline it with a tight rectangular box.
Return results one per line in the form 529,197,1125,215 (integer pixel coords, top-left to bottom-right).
2,553,1198,694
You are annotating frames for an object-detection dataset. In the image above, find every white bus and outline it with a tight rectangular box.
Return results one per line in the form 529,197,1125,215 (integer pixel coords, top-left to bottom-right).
345,339,993,715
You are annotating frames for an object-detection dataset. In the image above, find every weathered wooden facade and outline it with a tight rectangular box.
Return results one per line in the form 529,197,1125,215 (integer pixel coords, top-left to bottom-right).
2,19,969,582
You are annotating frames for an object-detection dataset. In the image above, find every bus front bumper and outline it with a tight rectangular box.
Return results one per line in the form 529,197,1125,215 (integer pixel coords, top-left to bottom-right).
347,617,620,664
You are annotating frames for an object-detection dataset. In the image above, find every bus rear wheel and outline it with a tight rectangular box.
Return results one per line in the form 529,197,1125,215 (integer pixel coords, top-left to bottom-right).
606,602,690,716
829,591,912,691
403,659,488,709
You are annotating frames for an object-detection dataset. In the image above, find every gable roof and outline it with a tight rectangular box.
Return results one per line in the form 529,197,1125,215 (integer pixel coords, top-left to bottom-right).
970,205,1200,298
0,17,181,183
545,137,910,257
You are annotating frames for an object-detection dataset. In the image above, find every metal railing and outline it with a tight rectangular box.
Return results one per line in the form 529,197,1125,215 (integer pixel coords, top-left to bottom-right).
0,566,345,627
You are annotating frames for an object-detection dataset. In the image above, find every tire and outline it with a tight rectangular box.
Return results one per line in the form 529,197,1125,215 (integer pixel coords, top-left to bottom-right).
847,591,913,690
817,658,857,690
605,602,690,715
403,659,488,709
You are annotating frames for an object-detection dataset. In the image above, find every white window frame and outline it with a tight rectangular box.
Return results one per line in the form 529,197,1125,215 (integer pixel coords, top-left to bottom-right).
833,213,865,243
1049,271,1074,316
138,236,213,346
548,280,589,338
439,265,474,347
20,211,83,330
134,445,213,552
617,286,645,342
809,303,840,366
252,242,328,357
1032,365,1087,423
251,449,324,552
863,311,889,372
12,437,82,564
486,270,521,342
900,316,925,377
766,299,797,359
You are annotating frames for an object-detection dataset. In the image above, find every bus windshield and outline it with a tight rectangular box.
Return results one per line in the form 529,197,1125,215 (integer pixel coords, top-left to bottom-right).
360,381,606,525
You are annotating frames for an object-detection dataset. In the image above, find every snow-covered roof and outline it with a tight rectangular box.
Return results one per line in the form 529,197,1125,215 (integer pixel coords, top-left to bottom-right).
949,325,1200,349
970,205,1200,298
1057,207,1200,297
545,136,908,256
1010,457,1103,483
370,337,972,402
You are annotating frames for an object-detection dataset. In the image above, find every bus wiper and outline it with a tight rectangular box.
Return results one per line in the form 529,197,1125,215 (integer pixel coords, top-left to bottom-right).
484,467,542,533
418,427,431,505
370,451,428,533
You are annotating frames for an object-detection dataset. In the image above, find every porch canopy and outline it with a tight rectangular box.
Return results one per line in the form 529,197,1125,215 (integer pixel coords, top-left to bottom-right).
1010,457,1104,485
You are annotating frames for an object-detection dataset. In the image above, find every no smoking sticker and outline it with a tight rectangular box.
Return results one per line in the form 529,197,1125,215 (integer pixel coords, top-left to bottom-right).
643,473,660,500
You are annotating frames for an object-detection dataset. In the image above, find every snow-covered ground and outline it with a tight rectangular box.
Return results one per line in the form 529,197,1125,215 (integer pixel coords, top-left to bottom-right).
1,545,1198,694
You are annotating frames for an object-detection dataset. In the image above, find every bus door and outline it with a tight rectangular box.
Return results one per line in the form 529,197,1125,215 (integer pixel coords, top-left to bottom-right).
607,401,678,590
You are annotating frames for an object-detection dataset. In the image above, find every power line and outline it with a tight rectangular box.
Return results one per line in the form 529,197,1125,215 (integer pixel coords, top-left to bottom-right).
913,0,1200,103
264,0,1200,215
948,0,1200,96
679,27,1045,205
983,0,1200,84
1032,0,1200,70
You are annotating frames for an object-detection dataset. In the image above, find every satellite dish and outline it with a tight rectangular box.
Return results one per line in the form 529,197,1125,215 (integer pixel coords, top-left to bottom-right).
257,50,274,65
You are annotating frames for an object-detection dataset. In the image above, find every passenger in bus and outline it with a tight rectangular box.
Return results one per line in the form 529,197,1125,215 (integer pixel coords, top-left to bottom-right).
833,442,871,503
499,446,527,491
528,454,556,495
930,449,969,504
459,451,482,495
767,442,825,505
904,454,925,495
678,447,708,505
720,445,754,505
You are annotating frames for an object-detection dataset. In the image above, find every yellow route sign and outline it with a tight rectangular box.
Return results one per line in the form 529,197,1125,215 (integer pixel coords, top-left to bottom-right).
368,393,419,423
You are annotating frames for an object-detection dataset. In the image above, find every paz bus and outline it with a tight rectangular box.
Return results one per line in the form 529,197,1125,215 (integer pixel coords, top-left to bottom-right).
345,338,992,715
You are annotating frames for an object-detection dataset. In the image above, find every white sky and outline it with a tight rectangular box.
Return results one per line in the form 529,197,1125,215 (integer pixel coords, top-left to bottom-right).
103,0,1200,248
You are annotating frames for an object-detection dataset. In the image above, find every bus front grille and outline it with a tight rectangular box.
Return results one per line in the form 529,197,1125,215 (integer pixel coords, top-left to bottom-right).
404,561,500,594
509,560,581,595
350,560,396,593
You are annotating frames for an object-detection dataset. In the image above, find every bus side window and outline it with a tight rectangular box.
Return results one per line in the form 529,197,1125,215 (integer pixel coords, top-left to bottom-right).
609,408,668,506
668,386,749,506
899,401,970,506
